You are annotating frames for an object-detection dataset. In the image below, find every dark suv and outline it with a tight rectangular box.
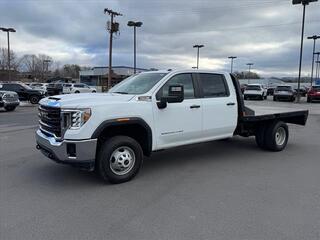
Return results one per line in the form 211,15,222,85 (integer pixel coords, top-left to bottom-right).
0,83,46,104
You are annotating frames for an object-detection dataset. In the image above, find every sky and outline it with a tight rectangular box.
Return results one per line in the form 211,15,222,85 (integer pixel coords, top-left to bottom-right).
0,0,319,77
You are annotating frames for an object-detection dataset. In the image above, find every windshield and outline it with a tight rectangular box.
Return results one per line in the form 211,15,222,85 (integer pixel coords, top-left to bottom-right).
276,86,292,91
246,85,261,91
110,72,168,95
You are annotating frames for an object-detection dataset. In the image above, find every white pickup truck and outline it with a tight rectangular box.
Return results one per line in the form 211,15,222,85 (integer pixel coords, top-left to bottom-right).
36,70,308,183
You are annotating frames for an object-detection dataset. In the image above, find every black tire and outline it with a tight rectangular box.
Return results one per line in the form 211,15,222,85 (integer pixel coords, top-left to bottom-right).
75,91,80,93
291,97,295,102
307,97,311,103
4,106,16,111
264,121,289,152
255,125,267,149
260,95,263,100
244,96,247,100
29,95,40,104
264,95,267,100
92,90,96,93
273,96,277,101
97,136,143,184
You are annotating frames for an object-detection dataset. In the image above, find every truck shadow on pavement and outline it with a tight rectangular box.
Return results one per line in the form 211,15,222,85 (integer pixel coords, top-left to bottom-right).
32,136,294,186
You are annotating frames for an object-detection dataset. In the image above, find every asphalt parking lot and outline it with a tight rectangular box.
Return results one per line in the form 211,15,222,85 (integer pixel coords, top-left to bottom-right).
1,98,320,240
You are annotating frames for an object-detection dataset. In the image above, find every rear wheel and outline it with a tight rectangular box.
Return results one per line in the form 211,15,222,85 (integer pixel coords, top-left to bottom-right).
97,136,143,184
244,96,247,100
4,106,16,111
273,96,277,101
29,95,40,104
92,90,96,93
75,90,80,93
264,121,289,152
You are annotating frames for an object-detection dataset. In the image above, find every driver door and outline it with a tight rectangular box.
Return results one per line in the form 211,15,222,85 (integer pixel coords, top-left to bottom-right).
153,73,202,149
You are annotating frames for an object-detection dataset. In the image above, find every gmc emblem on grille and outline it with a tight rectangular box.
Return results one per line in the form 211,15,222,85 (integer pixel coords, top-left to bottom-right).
40,111,48,118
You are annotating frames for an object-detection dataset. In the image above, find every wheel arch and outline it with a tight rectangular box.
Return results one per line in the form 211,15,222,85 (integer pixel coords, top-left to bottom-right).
92,118,153,156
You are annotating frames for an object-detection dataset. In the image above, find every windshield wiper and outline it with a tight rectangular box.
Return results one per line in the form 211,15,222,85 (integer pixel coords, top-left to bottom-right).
113,91,129,94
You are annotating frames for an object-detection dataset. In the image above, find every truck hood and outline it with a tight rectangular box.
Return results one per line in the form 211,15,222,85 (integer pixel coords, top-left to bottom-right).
39,93,135,108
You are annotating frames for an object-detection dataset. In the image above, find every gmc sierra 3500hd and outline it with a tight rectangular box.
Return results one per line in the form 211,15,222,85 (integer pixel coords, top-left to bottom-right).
36,70,308,183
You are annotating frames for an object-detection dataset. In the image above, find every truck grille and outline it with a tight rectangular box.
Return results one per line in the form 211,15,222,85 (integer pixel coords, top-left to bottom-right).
38,105,62,138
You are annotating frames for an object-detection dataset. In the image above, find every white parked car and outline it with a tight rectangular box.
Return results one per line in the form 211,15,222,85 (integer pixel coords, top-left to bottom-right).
62,83,73,94
67,83,97,94
244,84,267,100
30,83,48,93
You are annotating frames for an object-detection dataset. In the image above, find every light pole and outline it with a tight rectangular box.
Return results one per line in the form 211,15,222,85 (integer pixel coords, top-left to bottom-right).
307,35,320,87
246,63,254,80
292,0,318,102
316,61,320,80
314,52,320,80
43,59,51,81
0,27,16,81
193,44,204,69
127,21,143,74
228,56,237,73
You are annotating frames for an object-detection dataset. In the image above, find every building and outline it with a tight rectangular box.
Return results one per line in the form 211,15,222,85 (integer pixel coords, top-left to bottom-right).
79,66,149,87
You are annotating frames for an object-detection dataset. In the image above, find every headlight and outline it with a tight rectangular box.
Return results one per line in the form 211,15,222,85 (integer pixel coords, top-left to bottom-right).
62,108,91,130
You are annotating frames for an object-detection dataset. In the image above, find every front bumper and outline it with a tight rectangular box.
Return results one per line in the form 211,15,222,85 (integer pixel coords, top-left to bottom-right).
0,100,20,108
36,129,97,170
274,94,294,100
244,93,263,98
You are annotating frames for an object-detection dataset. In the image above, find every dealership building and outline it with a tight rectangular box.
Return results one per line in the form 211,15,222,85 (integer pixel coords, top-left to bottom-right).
79,66,149,88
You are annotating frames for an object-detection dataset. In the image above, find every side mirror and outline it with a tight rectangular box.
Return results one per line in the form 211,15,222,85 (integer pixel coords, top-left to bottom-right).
157,85,184,109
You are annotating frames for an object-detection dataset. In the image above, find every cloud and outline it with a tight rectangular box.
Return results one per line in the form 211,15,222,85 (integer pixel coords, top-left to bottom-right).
0,0,319,77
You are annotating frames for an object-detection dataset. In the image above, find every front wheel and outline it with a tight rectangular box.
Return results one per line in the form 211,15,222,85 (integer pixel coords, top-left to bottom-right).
92,90,96,93
97,136,143,184
29,95,40,104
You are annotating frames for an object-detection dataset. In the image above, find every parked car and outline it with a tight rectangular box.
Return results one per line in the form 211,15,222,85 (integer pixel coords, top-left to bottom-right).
307,85,320,102
46,83,63,96
35,70,308,184
30,83,48,93
273,85,296,102
62,83,73,94
243,84,267,100
0,82,45,104
70,83,97,93
0,90,20,111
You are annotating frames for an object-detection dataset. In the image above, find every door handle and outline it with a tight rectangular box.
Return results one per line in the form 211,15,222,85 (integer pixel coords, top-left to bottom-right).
226,102,235,106
190,105,201,109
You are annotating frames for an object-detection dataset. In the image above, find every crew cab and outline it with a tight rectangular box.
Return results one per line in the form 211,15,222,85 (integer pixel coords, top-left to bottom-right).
0,90,19,111
0,82,45,104
243,84,267,100
35,70,308,184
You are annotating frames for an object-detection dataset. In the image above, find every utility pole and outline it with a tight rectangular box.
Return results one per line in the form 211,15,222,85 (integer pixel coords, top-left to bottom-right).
292,0,318,102
104,8,122,91
193,44,204,69
316,61,320,79
315,52,320,80
0,27,16,81
307,35,320,87
128,21,143,74
228,56,237,73
246,63,254,79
